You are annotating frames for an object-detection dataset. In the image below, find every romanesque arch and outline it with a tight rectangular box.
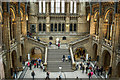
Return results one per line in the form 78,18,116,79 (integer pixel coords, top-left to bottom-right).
74,47,87,60
29,47,43,60
93,43,98,61
104,8,114,40
102,50,111,70
94,10,99,35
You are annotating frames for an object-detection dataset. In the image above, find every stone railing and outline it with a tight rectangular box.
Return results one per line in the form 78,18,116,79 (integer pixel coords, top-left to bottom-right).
69,34,90,45
44,47,48,66
69,46,76,70
92,35,99,41
27,37,48,46
102,38,112,47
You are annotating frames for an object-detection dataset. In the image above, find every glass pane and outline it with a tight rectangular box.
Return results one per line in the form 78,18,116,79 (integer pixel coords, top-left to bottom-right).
70,1,73,13
74,24,76,31
43,1,46,13
43,23,46,31
58,23,61,31
39,1,42,13
74,1,77,13
51,0,54,13
62,23,64,31
39,24,41,31
70,24,72,31
51,24,53,31
61,0,65,13
55,24,57,31
56,0,60,13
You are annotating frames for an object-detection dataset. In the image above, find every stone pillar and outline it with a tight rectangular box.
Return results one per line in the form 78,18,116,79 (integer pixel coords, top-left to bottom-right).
97,16,104,66
22,15,27,36
3,3,11,78
28,2,38,33
15,3,23,68
0,1,2,51
90,15,95,35
46,2,50,32
66,2,70,33
110,13,119,77
78,2,88,34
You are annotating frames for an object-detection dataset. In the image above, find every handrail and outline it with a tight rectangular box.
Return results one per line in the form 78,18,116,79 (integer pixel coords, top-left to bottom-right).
27,37,48,46
69,34,90,46
44,46,48,66
19,65,28,79
69,46,76,70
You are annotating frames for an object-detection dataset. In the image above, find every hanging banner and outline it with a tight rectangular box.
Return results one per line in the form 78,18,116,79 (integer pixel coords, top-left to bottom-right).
28,54,30,61
86,54,88,61
0,55,5,79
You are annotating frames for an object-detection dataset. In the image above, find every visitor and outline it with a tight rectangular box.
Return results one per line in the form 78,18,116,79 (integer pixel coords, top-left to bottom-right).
101,66,103,75
30,63,32,70
34,63,36,68
28,62,30,67
31,70,35,79
59,75,61,80
37,62,39,68
58,43,60,49
46,71,50,79
65,57,68,61
86,66,89,74
88,71,91,80
68,55,71,62
49,42,52,46
82,65,85,73
88,56,91,61
62,55,65,62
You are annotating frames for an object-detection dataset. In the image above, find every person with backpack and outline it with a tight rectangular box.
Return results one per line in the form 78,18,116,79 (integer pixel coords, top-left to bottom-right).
31,71,35,79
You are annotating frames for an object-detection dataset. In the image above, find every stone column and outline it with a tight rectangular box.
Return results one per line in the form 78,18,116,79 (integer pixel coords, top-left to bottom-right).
29,2,38,33
3,3,11,78
0,1,2,51
22,15,27,36
90,15,95,35
78,2,88,34
46,2,50,32
97,16,104,66
65,2,70,33
15,3,23,68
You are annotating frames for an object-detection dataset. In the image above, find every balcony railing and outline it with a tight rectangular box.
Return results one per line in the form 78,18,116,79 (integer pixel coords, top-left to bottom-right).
102,38,112,47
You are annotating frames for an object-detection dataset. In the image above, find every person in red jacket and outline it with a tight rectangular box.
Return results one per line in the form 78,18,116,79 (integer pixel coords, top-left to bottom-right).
58,43,60,49
34,63,36,68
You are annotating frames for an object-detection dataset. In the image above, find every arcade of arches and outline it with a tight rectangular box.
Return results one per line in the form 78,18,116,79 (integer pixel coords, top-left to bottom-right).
0,1,120,79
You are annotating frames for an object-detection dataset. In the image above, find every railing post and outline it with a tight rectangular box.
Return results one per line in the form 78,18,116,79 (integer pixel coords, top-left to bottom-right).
44,46,48,66
69,46,76,70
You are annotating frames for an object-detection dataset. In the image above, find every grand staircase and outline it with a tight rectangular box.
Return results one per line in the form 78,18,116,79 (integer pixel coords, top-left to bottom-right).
47,45,73,72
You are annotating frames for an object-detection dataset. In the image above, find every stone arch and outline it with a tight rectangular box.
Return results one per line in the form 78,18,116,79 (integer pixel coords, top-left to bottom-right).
93,10,99,35
93,43,98,61
102,50,111,70
103,8,114,40
29,47,43,60
116,62,120,77
74,47,87,60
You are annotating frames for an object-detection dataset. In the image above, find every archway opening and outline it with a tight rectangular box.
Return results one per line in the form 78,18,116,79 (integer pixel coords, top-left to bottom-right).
74,47,86,60
93,44,98,61
103,50,111,70
11,50,17,71
30,47,42,60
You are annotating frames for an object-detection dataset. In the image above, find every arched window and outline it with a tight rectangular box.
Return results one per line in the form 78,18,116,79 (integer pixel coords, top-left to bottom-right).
43,23,46,31
39,23,42,31
56,0,60,13
51,24,53,31
51,0,54,13
58,23,61,31
74,24,77,31
61,0,65,13
43,1,46,13
55,23,57,31
39,1,42,13
74,1,77,13
70,1,73,13
39,1,46,13
70,24,72,31
62,23,65,31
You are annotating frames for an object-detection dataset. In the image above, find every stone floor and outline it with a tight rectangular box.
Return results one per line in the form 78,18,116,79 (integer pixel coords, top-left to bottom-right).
24,65,97,78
